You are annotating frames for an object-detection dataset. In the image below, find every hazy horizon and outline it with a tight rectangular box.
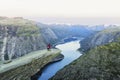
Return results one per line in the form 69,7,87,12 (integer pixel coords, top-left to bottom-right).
25,17,120,25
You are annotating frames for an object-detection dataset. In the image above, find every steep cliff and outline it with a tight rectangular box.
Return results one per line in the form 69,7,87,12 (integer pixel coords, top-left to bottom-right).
37,23,58,45
80,27,120,51
0,17,46,60
51,41,120,80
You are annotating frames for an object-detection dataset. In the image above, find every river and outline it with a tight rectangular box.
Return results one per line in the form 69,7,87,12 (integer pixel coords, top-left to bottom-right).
38,40,82,80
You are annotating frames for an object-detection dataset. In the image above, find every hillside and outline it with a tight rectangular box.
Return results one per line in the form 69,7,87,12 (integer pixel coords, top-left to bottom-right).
51,41,120,80
0,17,46,61
80,27,120,51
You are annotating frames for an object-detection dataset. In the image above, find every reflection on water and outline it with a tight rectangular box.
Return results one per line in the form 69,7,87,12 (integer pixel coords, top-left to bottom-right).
38,40,82,80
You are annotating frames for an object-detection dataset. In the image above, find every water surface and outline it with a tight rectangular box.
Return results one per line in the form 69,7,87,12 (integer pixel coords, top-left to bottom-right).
38,40,82,80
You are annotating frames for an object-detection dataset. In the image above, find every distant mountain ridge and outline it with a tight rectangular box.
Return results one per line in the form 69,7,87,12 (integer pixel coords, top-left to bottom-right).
80,27,120,51
37,23,111,46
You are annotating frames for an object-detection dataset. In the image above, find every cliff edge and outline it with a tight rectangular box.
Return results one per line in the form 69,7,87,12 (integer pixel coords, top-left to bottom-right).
0,49,63,80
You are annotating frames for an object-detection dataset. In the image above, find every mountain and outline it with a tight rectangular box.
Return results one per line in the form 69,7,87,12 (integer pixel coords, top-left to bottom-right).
0,17,46,61
80,27,120,51
49,24,93,38
0,17,63,80
0,17,108,61
37,23,109,46
51,27,120,80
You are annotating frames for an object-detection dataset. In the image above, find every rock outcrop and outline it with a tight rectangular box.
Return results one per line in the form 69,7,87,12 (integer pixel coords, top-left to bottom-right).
0,49,62,80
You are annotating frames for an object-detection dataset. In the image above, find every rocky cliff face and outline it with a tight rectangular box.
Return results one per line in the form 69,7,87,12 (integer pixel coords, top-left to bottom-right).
0,17,46,60
80,27,120,51
37,23,58,45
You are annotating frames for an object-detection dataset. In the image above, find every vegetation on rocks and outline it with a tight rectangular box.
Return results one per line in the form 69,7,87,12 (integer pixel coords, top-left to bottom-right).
51,41,120,80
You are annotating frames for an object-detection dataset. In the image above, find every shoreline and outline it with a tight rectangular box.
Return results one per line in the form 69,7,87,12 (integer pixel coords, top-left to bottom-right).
31,53,64,80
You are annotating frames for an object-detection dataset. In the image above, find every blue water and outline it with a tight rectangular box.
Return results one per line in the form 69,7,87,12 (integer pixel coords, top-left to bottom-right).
38,40,82,80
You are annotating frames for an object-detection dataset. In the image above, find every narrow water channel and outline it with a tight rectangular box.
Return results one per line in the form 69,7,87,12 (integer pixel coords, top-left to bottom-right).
38,40,82,80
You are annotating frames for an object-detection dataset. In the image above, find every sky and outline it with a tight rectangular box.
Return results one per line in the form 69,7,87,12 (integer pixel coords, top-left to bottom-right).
0,0,120,24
